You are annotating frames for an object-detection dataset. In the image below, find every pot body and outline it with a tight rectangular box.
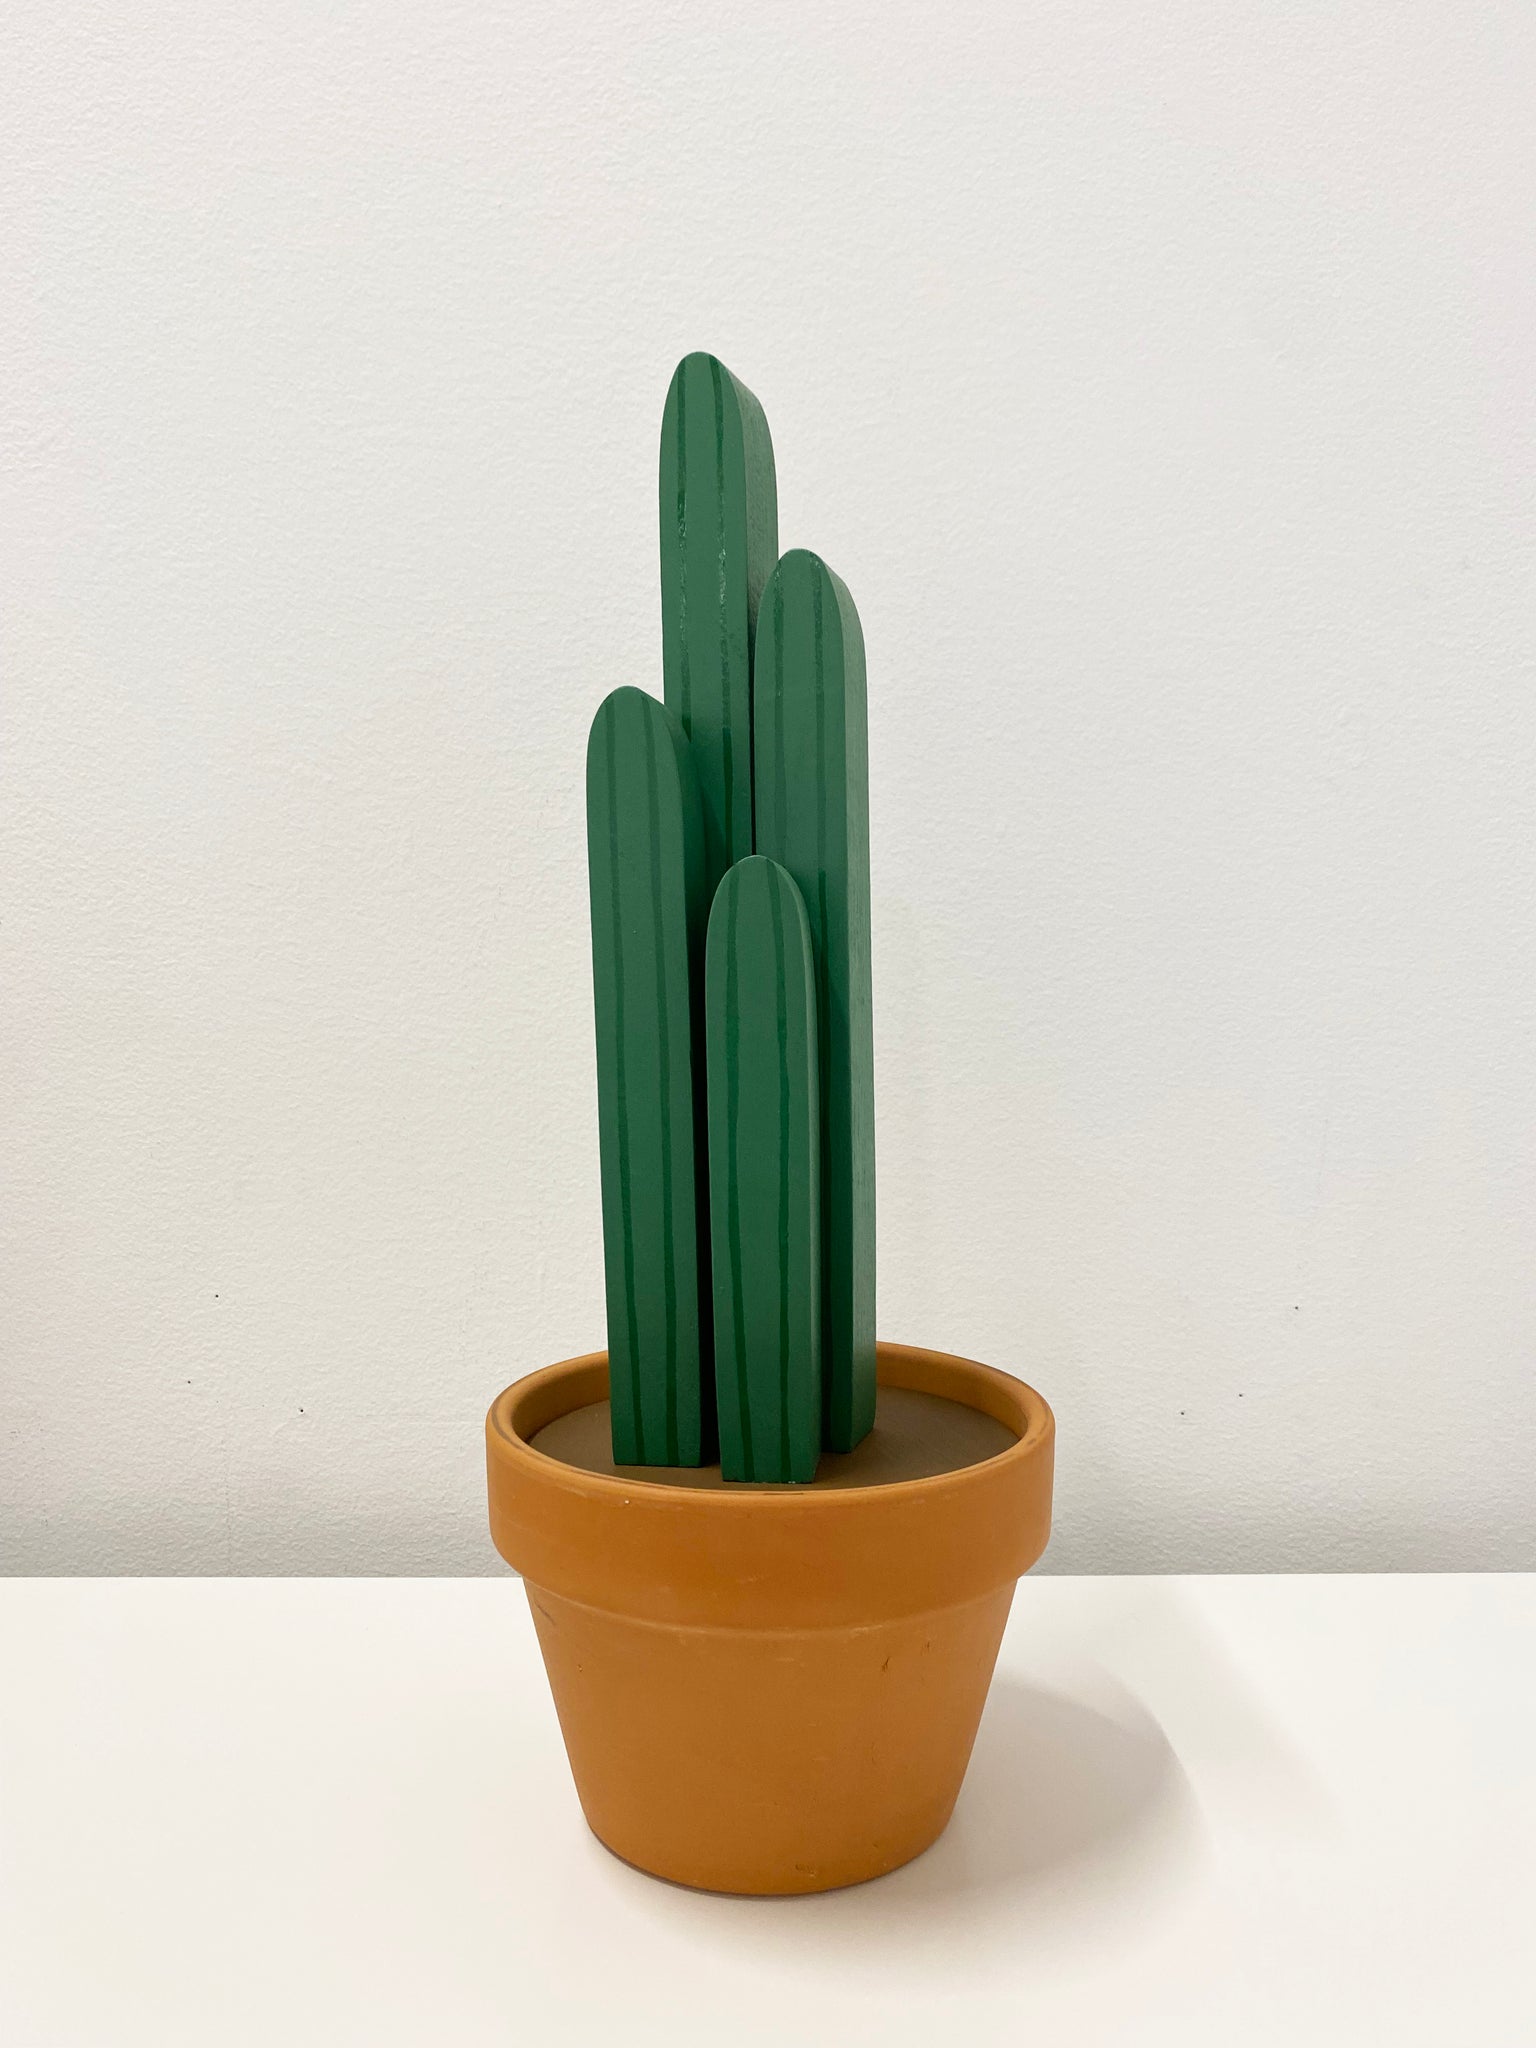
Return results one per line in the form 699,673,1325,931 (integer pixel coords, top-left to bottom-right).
486,1342,1053,1895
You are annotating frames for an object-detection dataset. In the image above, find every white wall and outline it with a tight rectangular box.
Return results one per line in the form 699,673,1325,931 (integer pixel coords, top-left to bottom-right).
4,2,1533,1575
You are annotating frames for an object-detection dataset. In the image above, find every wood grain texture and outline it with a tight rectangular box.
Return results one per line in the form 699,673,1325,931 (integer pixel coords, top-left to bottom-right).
659,353,778,898
753,551,876,1452
705,857,821,1483
586,687,712,1465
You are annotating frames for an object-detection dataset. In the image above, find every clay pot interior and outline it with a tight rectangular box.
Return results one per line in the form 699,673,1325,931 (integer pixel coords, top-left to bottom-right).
529,1383,1018,1491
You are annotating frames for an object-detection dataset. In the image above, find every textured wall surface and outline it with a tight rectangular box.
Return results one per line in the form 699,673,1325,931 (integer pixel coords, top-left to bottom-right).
4,3,1533,1573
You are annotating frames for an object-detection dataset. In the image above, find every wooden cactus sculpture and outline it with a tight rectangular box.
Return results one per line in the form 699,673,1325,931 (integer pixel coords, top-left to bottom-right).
586,355,874,1478
705,857,822,1482
586,686,712,1465
753,552,877,1452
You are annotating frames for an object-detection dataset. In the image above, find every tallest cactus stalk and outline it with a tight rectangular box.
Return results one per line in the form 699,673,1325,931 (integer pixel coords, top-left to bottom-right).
659,354,779,896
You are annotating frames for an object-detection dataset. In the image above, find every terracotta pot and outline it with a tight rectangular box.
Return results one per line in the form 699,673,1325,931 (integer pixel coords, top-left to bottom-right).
485,1340,1054,1895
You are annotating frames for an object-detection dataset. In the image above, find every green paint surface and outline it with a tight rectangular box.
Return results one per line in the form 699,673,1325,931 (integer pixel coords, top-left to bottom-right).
753,551,877,1452
659,353,778,895
586,687,712,1465
705,857,821,1483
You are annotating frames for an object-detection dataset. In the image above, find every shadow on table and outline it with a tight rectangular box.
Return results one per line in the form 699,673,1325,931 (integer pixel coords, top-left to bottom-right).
612,1673,1199,1973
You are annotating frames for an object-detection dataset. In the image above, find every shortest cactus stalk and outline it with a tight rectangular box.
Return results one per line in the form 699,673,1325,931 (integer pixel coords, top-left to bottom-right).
705,856,821,1482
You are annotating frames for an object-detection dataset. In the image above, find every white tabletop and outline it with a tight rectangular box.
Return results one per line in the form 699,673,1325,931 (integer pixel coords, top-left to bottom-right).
1,1573,1531,2046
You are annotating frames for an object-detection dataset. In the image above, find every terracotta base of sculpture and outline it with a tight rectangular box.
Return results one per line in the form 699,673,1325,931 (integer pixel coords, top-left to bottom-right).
485,1341,1055,1896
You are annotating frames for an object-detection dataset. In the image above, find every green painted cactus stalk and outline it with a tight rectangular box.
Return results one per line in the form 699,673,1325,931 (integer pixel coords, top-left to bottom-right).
586,686,712,1465
705,856,822,1482
586,356,875,1478
659,352,778,898
753,552,877,1451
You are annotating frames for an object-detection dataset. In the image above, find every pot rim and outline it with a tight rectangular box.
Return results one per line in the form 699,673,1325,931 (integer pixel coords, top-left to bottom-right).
487,1341,1054,1623
488,1339,1052,1514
